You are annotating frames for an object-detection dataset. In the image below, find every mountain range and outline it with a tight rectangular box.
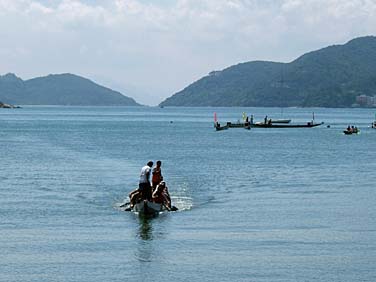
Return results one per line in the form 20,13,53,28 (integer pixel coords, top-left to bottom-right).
160,36,376,107
0,73,140,106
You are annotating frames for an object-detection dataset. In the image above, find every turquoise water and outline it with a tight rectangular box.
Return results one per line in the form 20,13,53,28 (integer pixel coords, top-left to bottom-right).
1,106,375,282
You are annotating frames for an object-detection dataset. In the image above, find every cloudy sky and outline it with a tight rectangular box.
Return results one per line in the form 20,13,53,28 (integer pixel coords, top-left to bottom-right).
1,0,376,105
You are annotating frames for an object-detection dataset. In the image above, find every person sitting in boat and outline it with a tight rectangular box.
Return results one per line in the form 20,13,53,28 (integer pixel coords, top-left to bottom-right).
161,181,171,207
152,181,170,208
128,188,141,209
152,160,163,190
347,125,351,132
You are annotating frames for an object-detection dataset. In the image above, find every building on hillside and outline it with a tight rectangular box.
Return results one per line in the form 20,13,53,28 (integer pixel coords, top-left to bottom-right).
355,95,376,107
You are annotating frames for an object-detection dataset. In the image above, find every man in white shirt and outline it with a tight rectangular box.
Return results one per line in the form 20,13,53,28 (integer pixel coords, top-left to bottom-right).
128,161,154,208
138,161,153,200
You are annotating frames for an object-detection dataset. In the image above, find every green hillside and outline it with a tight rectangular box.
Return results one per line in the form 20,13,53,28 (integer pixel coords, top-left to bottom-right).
0,73,140,106
160,36,376,107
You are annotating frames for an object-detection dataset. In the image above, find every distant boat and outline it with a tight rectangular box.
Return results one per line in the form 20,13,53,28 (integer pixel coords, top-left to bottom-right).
213,112,229,131
343,127,359,135
214,122,229,131
213,112,318,130
214,112,249,131
216,119,322,129
253,112,321,128
214,121,250,131
343,130,359,135
227,121,251,129
253,122,324,128
372,114,376,128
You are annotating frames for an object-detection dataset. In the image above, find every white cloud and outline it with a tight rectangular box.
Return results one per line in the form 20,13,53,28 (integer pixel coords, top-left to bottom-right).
1,0,376,105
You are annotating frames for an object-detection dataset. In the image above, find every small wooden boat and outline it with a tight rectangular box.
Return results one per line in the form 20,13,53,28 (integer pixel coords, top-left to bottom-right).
227,121,245,128
253,121,324,128
343,129,359,135
133,200,167,214
226,121,251,129
214,122,229,131
214,112,229,131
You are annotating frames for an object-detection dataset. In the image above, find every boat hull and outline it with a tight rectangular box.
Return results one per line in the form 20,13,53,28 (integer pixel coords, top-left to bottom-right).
343,130,359,135
215,120,322,129
215,124,229,131
253,122,323,128
226,122,251,129
215,122,250,130
270,119,291,123
133,200,166,214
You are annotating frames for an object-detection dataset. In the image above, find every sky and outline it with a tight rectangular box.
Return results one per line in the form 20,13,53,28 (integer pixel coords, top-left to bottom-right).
1,0,376,105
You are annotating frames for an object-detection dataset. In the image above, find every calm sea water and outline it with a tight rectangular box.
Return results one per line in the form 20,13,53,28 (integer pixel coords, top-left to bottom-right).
1,106,375,282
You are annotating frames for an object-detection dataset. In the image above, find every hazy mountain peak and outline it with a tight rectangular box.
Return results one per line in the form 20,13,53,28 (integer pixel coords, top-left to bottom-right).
0,73,141,106
160,36,376,107
0,73,23,82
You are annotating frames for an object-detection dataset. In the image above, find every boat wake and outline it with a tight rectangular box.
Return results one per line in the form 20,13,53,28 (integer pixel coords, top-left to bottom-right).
170,196,193,211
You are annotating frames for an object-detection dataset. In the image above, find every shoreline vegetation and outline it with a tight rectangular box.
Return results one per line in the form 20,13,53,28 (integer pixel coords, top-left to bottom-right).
0,73,140,106
159,36,376,108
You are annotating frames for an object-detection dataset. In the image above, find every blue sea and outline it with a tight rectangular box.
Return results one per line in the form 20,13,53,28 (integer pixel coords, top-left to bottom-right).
1,106,375,282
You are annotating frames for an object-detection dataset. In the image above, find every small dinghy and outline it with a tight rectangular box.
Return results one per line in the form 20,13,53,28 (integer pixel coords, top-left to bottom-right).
133,200,167,214
214,122,229,131
343,126,359,135
120,200,178,215
343,129,359,135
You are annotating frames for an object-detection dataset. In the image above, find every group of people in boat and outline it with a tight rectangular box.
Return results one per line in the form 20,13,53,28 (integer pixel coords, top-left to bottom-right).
345,125,359,134
128,160,174,211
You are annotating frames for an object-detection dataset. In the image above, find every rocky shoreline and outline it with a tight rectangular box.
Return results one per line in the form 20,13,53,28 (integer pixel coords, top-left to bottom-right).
0,101,21,108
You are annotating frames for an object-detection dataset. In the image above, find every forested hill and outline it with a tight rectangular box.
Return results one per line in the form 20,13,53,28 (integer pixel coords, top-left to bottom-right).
160,36,376,107
0,73,140,106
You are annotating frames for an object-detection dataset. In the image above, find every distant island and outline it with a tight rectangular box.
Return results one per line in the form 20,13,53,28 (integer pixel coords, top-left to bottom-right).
0,73,141,106
160,36,376,108
0,101,20,108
